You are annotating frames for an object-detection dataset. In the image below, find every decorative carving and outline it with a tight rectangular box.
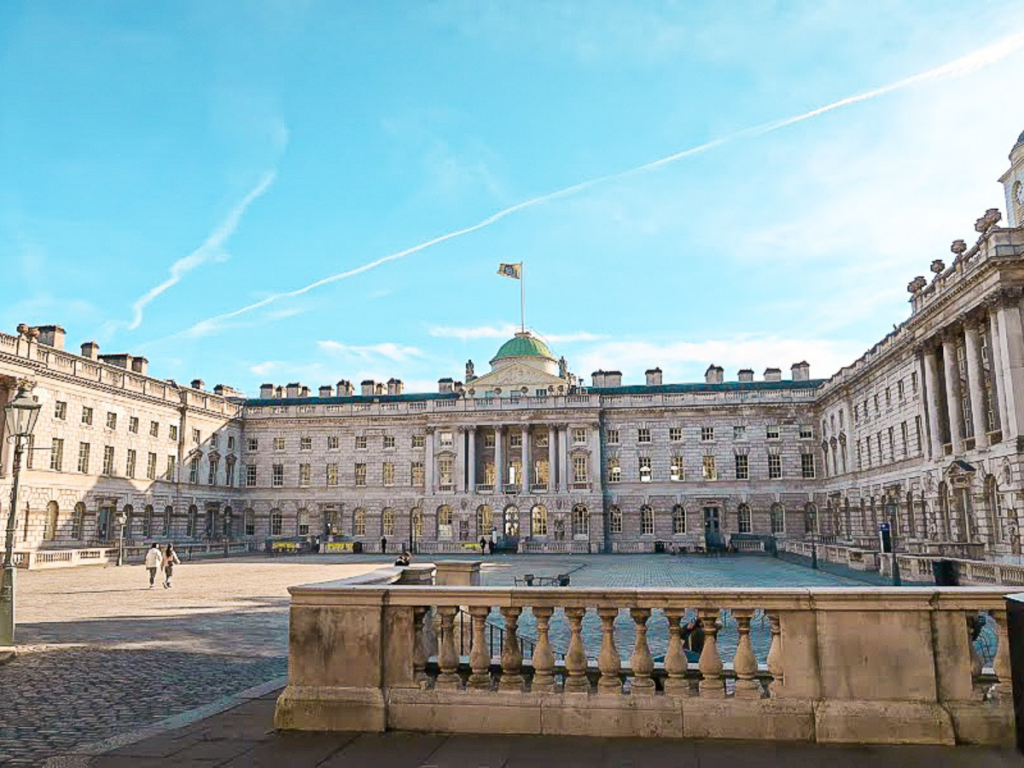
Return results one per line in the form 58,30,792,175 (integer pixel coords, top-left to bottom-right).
907,276,927,293
559,357,568,378
465,359,475,380
950,239,967,257
974,208,1001,233
931,259,945,275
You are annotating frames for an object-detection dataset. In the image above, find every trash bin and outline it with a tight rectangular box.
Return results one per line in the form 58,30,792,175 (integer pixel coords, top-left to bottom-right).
932,559,959,586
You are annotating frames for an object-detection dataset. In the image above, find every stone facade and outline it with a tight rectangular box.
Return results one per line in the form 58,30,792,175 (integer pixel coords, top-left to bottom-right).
3,132,1024,560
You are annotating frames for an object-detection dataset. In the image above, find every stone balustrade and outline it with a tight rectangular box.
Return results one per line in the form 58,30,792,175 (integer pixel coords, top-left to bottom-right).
275,569,1014,746
11,541,257,569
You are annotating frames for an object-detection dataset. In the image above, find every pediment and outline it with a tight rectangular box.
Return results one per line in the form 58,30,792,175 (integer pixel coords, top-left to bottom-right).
468,363,567,394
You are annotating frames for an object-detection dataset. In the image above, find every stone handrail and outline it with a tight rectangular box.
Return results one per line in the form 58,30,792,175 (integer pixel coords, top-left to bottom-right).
275,577,1014,746
12,541,258,569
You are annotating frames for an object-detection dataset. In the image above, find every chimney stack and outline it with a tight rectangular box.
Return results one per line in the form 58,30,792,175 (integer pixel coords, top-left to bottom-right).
764,368,782,382
260,383,274,399
387,378,404,395
191,379,205,391
337,380,353,397
286,382,300,399
791,361,811,381
36,325,66,350
438,377,454,393
130,357,149,375
737,369,754,383
300,385,310,398
319,385,333,398
645,368,663,386
705,365,724,385
81,341,100,360
361,380,375,396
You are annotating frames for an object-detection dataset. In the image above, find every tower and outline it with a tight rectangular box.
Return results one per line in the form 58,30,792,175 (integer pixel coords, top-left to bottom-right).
999,129,1024,227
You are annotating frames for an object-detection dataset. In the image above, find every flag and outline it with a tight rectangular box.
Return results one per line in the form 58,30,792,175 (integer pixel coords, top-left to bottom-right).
497,262,522,279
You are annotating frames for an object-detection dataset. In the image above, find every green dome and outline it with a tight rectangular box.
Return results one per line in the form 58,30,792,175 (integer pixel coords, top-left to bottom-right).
491,333,556,363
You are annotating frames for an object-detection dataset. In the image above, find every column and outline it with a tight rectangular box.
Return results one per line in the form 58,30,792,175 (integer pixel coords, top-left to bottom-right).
521,425,530,491
547,424,557,492
988,307,1009,436
941,332,964,455
558,425,569,492
963,320,989,450
588,422,601,488
923,348,943,460
467,426,476,493
424,427,435,495
996,297,1024,439
454,427,465,492
494,426,504,491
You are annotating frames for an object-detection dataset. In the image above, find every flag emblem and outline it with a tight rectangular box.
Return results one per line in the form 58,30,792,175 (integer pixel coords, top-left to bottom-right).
497,262,522,279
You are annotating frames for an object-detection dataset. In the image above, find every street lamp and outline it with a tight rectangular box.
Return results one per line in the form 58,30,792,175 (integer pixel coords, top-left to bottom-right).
1,381,41,646
115,511,128,566
885,496,902,587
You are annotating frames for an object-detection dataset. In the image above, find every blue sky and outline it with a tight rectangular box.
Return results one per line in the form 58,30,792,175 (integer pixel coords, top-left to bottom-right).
3,1,1024,395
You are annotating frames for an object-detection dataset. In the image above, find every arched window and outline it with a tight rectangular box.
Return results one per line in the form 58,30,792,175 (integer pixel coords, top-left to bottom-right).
143,505,154,538
382,508,396,537
437,505,453,539
609,505,622,534
640,505,654,536
737,504,751,534
770,503,785,534
353,508,366,537
222,506,232,537
411,508,423,538
163,505,173,537
297,508,309,536
503,506,520,537
476,505,493,536
532,504,548,535
72,502,86,540
804,503,818,534
271,508,284,537
572,504,588,537
43,501,59,541
672,505,686,535
244,508,255,537
187,505,198,538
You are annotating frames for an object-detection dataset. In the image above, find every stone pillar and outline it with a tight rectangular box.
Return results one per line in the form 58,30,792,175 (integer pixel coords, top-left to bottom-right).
996,296,1024,440
424,427,435,495
494,426,504,491
963,321,989,450
941,332,964,455
454,427,465,493
467,426,476,493
519,426,529,491
988,307,1008,436
923,347,944,461
588,423,601,489
547,424,556,491
559,424,569,492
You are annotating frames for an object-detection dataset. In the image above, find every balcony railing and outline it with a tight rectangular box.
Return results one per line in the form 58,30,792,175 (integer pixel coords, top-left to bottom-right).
476,483,494,493
530,483,548,493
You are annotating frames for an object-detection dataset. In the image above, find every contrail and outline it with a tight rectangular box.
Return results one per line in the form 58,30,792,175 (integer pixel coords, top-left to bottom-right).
128,172,275,330
176,31,1024,340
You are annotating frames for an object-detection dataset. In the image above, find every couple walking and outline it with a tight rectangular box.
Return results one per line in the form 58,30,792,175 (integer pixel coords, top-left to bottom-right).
144,543,181,589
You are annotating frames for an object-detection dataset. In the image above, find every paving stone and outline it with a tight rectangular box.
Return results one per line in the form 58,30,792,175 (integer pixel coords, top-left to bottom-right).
320,733,449,768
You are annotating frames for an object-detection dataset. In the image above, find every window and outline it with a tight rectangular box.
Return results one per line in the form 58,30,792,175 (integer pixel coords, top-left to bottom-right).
246,465,257,487
55,401,67,420
326,463,339,486
854,405,860,424
669,427,683,442
81,406,93,426
535,432,549,448
189,457,199,484
102,446,115,475
701,426,714,441
77,442,90,473
274,437,286,451
383,462,395,486
477,505,493,534
572,505,588,537
866,438,873,466
126,449,137,478
412,434,425,449
898,380,905,400
766,425,780,440
510,431,522,448
607,457,621,483
169,425,178,442
412,461,424,486
874,394,880,415
72,502,85,539
165,455,175,480
738,504,752,533
50,438,64,471
246,437,258,452
383,435,396,450
382,509,396,536
355,435,367,450
228,436,235,451
702,455,716,480
734,425,746,441
106,412,117,430
298,463,311,486
572,428,587,444
573,455,588,484
272,464,284,487
915,416,923,455
271,510,284,536
535,388,547,397
437,505,453,539
641,506,654,535
532,504,548,535
438,457,453,489
148,421,158,437
483,431,495,448
771,503,785,534
876,433,883,462
323,435,338,451
439,431,453,448
192,428,201,444
911,371,918,393
887,427,895,461
609,506,623,534
350,508,365,537
639,456,652,482
225,461,235,487
901,422,909,456
355,463,367,487
768,454,781,479
801,453,815,479
637,428,651,444
671,455,684,481
799,424,812,439
606,429,619,444
735,454,749,480
244,509,255,536
208,457,219,485
300,436,312,451
672,505,686,534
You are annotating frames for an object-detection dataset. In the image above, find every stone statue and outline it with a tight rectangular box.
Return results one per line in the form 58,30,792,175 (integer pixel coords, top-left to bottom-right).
465,359,475,380
559,357,568,379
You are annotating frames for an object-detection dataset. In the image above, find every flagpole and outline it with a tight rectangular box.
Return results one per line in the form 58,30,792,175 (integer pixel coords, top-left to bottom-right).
521,262,525,333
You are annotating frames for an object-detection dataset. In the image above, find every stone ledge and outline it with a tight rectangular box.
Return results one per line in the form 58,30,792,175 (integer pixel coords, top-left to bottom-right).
944,700,1015,746
275,685,386,733
815,700,955,746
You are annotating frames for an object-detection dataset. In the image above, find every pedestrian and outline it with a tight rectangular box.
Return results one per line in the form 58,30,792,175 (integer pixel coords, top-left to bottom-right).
394,550,411,566
681,617,705,663
144,543,162,589
380,535,387,554
162,544,181,589
480,536,487,554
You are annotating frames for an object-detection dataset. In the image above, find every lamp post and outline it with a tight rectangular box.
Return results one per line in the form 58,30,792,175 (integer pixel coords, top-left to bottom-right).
1,382,41,646
115,511,128,566
886,496,902,587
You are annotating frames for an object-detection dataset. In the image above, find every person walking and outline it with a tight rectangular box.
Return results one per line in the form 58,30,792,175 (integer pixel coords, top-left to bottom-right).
162,544,181,589
380,535,388,555
480,536,487,554
144,543,162,588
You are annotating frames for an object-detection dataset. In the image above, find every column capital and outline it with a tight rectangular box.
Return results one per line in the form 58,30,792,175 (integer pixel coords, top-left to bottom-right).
940,327,962,345
425,426,436,435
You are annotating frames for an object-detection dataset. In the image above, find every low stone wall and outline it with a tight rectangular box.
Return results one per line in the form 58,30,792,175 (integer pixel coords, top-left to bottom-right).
12,541,258,570
275,566,1015,747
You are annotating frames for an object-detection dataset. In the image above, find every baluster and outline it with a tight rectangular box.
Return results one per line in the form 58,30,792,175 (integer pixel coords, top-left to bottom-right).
467,606,492,690
732,610,758,699
564,607,590,693
413,606,429,687
698,608,724,698
532,606,556,693
663,609,688,696
499,606,524,692
629,608,655,694
597,607,622,694
765,613,782,697
988,609,1011,699
436,606,461,690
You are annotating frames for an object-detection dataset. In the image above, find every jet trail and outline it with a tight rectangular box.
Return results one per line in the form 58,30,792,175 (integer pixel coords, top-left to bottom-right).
177,31,1024,340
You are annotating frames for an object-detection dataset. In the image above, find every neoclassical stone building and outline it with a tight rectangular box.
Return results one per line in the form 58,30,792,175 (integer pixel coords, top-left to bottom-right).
2,130,1024,559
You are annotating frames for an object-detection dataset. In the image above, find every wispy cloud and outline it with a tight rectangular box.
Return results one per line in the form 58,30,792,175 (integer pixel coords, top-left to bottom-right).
127,172,276,330
317,340,425,364
429,323,600,343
